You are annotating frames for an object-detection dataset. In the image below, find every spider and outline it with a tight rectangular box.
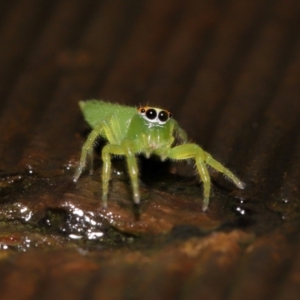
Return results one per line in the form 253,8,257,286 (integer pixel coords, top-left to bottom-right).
74,100,245,211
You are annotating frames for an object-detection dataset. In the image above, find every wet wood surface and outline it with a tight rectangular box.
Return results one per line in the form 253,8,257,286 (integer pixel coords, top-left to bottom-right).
0,0,300,299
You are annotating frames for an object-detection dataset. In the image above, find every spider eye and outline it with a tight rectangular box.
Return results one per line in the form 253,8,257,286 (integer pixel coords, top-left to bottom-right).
146,109,157,120
138,106,146,114
158,110,169,122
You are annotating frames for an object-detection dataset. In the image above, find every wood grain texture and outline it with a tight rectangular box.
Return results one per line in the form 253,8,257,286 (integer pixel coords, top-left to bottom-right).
0,0,300,299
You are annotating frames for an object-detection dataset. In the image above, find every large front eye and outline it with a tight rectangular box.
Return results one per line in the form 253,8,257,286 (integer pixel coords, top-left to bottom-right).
146,109,157,120
158,110,169,122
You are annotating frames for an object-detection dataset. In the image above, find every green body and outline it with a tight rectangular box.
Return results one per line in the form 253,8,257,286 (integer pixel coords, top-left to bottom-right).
79,100,136,137
74,100,245,212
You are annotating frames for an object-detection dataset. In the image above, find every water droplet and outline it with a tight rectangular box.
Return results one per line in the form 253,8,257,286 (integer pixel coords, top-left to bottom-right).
69,234,83,240
236,206,246,215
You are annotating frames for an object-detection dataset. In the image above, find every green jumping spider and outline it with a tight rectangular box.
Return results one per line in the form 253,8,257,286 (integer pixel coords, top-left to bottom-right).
74,100,245,211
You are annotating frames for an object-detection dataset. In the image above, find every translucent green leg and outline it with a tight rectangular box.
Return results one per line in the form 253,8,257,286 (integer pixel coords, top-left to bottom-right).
167,143,212,211
166,143,245,211
204,152,245,189
173,121,188,143
74,129,100,182
195,160,211,212
123,147,140,204
74,121,116,182
102,142,140,206
101,144,124,208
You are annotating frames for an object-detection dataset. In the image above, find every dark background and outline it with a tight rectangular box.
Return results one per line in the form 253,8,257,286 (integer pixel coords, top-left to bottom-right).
0,0,300,299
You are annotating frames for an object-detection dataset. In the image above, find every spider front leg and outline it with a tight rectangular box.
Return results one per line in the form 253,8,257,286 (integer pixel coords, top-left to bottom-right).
101,144,124,207
102,141,140,207
173,121,188,143
121,141,140,204
167,144,211,211
166,143,244,212
204,154,245,190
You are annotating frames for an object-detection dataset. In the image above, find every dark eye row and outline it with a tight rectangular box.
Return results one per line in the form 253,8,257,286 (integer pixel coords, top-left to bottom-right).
139,107,172,122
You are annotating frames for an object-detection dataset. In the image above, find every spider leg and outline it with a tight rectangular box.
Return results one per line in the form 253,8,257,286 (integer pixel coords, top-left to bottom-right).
204,153,245,189
173,120,188,143
165,143,244,211
122,141,140,204
74,121,117,182
101,144,124,208
74,128,100,182
102,141,140,206
165,143,212,211
196,161,211,211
